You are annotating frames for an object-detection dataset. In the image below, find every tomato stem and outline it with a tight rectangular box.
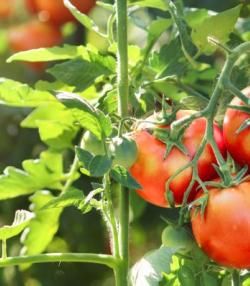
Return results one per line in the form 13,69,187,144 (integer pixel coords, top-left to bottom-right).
232,270,240,286
103,174,119,258
0,253,116,269
115,0,130,285
169,41,250,189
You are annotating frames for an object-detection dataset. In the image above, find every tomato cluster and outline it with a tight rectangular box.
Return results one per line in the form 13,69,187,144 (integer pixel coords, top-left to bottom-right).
129,87,250,269
130,110,226,207
2,0,96,71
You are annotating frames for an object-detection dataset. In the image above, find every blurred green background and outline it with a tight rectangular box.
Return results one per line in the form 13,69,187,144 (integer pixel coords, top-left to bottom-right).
0,0,249,285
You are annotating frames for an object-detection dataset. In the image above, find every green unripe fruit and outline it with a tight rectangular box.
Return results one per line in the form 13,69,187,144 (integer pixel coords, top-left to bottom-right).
110,136,138,169
82,131,105,155
161,225,194,251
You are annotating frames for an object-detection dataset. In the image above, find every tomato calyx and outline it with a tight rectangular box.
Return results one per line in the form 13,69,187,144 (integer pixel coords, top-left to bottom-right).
153,127,188,158
212,162,249,188
189,166,250,218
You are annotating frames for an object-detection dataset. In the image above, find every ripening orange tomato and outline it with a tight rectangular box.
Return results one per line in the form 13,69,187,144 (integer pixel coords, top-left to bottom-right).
28,0,96,26
25,0,38,13
0,0,14,19
8,20,62,71
223,86,250,169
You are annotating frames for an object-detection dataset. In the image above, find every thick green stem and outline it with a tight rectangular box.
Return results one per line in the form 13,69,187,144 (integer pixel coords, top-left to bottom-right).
0,253,116,269
116,0,129,117
103,175,119,258
232,270,240,286
116,0,130,285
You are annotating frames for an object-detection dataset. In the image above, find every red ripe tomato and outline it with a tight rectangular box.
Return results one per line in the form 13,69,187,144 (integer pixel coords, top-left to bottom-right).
31,0,96,26
25,0,38,13
223,86,250,169
8,20,62,71
0,0,13,19
191,181,250,268
129,111,226,207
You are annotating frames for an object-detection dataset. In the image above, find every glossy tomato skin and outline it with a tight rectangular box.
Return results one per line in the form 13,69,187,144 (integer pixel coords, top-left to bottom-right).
8,21,62,71
223,86,250,168
32,0,96,26
130,111,226,207
191,181,250,269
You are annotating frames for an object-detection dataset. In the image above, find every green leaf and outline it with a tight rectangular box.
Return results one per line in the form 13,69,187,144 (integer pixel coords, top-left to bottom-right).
97,110,113,137
48,57,113,92
0,78,56,107
57,92,109,140
64,0,106,37
7,45,88,63
75,147,93,169
42,188,84,210
22,150,63,190
129,0,169,11
21,191,62,258
150,39,186,78
56,92,96,114
0,150,64,200
130,247,177,286
185,9,210,29
77,149,112,177
148,19,172,45
177,265,195,286
88,155,112,177
179,96,208,110
38,121,77,149
98,89,118,114
0,167,40,200
21,103,77,149
0,210,34,241
191,5,242,55
110,166,141,190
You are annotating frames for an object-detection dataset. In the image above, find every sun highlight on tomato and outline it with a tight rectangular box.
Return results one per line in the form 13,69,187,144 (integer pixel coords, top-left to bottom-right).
130,111,226,207
191,180,250,269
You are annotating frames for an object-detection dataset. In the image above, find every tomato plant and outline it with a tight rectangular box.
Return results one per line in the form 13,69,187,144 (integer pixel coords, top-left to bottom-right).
29,0,96,26
130,111,226,207
1,0,250,285
191,180,250,269
223,86,250,169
